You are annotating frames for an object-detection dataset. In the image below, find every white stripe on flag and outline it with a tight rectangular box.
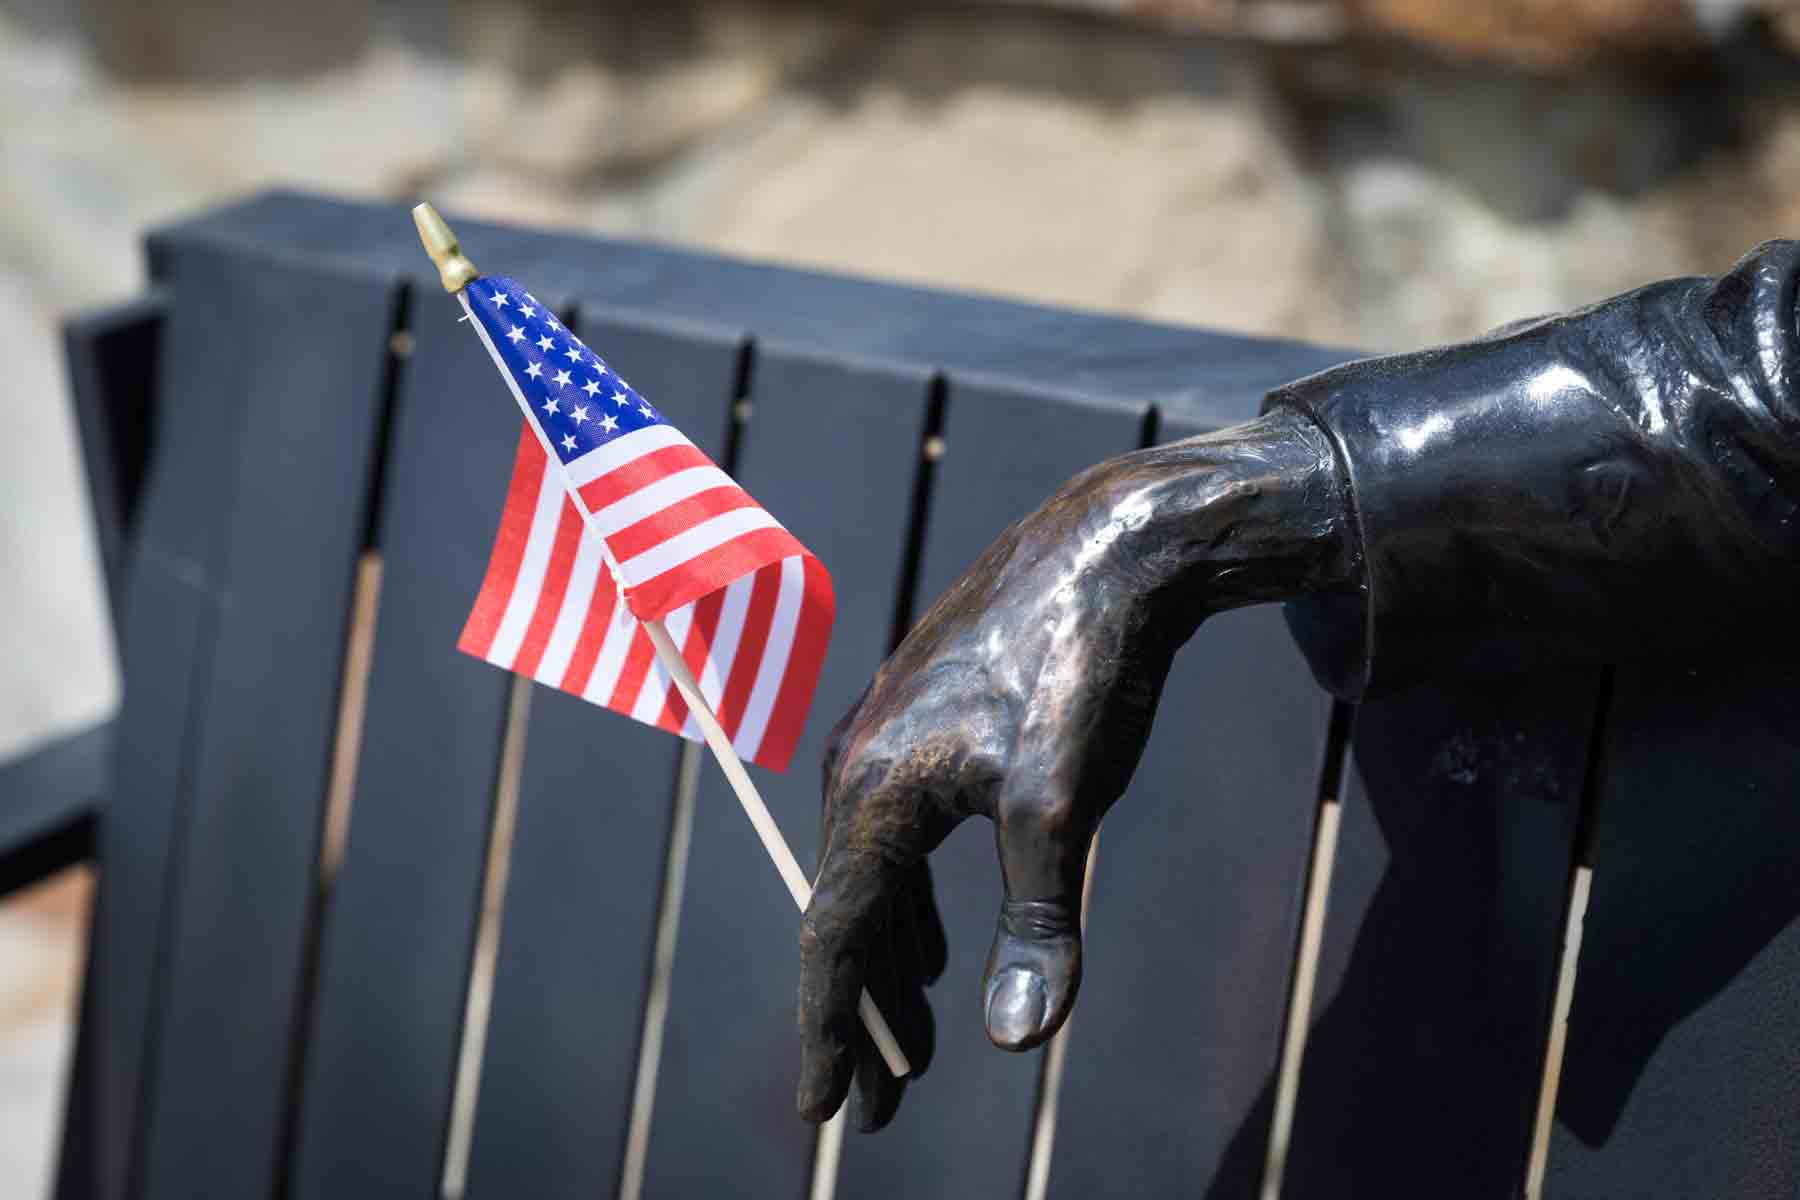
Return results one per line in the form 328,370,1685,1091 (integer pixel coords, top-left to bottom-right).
631,603,694,724
564,423,691,488
536,525,606,687
682,573,754,740
588,465,738,535
488,465,568,667
581,587,639,706
619,507,784,587
732,556,804,762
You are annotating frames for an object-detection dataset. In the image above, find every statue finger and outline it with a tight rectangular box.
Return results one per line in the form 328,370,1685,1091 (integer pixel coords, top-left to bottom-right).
905,860,949,987
796,829,906,1122
886,869,939,1078
851,902,913,1131
982,754,1101,1052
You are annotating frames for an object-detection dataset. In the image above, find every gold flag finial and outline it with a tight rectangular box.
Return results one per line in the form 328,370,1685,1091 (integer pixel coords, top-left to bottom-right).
412,202,479,294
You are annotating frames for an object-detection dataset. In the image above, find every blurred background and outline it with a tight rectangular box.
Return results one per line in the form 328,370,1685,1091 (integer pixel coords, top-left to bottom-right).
4,0,1800,1193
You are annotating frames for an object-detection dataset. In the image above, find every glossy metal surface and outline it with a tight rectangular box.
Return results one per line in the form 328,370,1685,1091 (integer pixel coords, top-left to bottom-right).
1272,238,1800,698
799,240,1800,1131
797,410,1355,1128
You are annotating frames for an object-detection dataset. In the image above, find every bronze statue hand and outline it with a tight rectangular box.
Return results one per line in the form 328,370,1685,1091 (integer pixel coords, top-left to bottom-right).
796,409,1356,1129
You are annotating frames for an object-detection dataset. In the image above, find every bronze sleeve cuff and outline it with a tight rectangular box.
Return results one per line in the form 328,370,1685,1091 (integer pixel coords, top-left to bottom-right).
1263,240,1800,700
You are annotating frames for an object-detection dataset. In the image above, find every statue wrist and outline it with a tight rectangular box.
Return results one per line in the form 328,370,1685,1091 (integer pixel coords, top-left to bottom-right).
1116,409,1359,624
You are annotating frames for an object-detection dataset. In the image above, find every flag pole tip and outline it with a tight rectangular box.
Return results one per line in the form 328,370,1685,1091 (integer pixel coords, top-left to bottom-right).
412,202,479,294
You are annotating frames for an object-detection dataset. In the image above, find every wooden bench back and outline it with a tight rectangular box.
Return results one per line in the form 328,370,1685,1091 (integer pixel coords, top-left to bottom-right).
57,190,1800,1200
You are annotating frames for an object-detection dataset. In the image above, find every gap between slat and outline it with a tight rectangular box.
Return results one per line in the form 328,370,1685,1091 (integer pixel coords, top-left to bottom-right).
1260,699,1355,1200
809,370,953,1200
1522,669,1614,1199
274,554,382,1200
1260,800,1342,1200
617,741,705,1200
1523,866,1593,1200
441,675,532,1200
1020,833,1100,1200
617,332,757,1199
318,555,383,882
885,373,948,651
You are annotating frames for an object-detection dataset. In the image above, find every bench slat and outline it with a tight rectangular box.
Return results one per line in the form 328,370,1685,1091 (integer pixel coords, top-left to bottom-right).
462,310,744,1199
92,559,211,1200
288,285,521,1198
1278,672,1602,1198
1548,659,1800,1197
0,723,108,893
83,239,386,1200
1046,410,1334,1199
831,377,1146,1198
156,191,1355,429
642,345,936,1197
62,294,164,629
134,252,399,1200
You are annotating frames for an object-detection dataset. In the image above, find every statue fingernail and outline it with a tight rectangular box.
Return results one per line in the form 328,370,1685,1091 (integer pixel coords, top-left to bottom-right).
985,968,1046,1048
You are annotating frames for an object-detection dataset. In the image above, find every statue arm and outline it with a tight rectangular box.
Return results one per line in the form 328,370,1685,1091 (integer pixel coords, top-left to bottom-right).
797,240,1800,1131
796,408,1359,1128
1267,238,1800,696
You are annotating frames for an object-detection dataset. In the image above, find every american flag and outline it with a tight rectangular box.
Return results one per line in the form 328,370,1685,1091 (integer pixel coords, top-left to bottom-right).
454,276,833,773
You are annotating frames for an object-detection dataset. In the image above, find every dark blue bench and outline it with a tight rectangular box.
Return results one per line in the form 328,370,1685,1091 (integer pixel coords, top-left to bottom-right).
6,190,1798,1200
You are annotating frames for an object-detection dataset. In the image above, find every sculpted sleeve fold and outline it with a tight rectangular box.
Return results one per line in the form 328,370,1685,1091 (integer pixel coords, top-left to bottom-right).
1264,239,1800,700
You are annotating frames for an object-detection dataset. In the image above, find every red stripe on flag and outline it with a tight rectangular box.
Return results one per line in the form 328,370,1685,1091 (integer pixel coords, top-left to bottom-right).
753,555,835,773
716,563,782,742
606,486,758,563
458,424,547,660
608,626,659,713
576,443,713,511
512,500,585,678
626,526,809,623
658,588,727,732
557,567,619,696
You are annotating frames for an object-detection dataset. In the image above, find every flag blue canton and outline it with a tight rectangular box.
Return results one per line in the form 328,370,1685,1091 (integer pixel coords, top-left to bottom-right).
467,276,664,465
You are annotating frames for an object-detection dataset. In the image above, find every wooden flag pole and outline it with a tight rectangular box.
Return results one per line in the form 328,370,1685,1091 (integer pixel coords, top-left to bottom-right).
414,202,911,1080
640,620,911,1078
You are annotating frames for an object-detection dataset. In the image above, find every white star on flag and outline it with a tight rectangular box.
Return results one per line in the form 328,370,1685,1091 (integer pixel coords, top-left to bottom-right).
455,273,837,774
